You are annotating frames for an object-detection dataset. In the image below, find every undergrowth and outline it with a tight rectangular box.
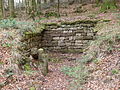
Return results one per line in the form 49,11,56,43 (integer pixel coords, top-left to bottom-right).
61,63,89,89
61,21,120,89
45,11,60,18
0,18,41,36
0,19,18,29
100,0,117,12
0,19,34,31
81,21,120,64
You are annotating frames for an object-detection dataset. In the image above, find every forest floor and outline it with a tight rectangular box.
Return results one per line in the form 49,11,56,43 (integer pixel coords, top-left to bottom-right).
0,3,120,90
0,44,80,90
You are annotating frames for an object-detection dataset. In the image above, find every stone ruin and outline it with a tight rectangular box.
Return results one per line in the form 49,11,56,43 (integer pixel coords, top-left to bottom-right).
22,20,98,53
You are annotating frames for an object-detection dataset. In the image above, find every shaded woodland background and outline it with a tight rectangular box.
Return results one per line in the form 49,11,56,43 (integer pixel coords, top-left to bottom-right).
0,0,119,19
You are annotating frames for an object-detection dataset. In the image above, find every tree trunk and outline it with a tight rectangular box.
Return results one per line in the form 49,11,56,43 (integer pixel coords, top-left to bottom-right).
25,0,29,14
32,0,37,11
37,0,41,11
0,0,3,18
9,0,15,18
57,0,60,17
44,0,47,3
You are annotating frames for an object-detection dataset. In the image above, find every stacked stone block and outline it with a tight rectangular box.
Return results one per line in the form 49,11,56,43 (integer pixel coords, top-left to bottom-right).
23,20,97,53
41,21,97,53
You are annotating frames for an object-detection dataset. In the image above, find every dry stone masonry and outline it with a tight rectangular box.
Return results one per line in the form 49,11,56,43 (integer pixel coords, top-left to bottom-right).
23,20,98,53
41,20,97,53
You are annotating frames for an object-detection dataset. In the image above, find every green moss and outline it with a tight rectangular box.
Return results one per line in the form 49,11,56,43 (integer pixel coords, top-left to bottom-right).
23,24,45,36
45,11,59,18
43,20,109,27
61,20,98,25
30,87,36,90
43,20,99,27
24,63,31,71
0,61,4,65
49,57,60,63
93,59,100,64
101,19,111,22
1,42,13,48
111,69,119,75
24,29,43,35
24,31,33,35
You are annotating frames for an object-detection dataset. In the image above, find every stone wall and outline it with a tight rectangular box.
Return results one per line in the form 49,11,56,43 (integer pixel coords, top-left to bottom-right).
41,21,97,53
23,20,97,53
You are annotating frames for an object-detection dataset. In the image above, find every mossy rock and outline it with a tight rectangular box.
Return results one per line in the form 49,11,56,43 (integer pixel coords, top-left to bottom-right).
23,24,45,36
61,20,98,25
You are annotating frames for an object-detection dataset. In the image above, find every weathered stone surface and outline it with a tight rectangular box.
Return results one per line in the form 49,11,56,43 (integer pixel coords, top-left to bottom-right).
22,20,97,53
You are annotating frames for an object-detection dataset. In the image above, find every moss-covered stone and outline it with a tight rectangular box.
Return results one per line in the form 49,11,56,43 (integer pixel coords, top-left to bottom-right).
61,20,98,25
21,19,103,58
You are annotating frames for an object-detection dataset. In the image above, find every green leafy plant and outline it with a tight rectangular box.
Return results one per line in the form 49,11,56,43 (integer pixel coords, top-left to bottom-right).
100,0,117,12
61,64,89,89
111,69,119,75
0,62,4,65
49,58,60,63
1,42,13,48
30,87,36,90
24,63,31,71
116,14,120,19
0,19,18,29
45,11,59,18
81,22,120,64
93,59,99,64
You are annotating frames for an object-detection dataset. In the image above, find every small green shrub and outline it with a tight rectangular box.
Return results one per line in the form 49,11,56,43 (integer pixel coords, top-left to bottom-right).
49,58,60,63
24,63,31,71
93,59,99,64
30,87,36,90
36,11,43,16
1,42,13,48
0,19,18,29
81,22,120,64
111,69,119,75
100,0,117,12
0,19,35,32
24,71,36,76
45,11,59,18
0,62,4,65
117,14,120,19
61,64,89,89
